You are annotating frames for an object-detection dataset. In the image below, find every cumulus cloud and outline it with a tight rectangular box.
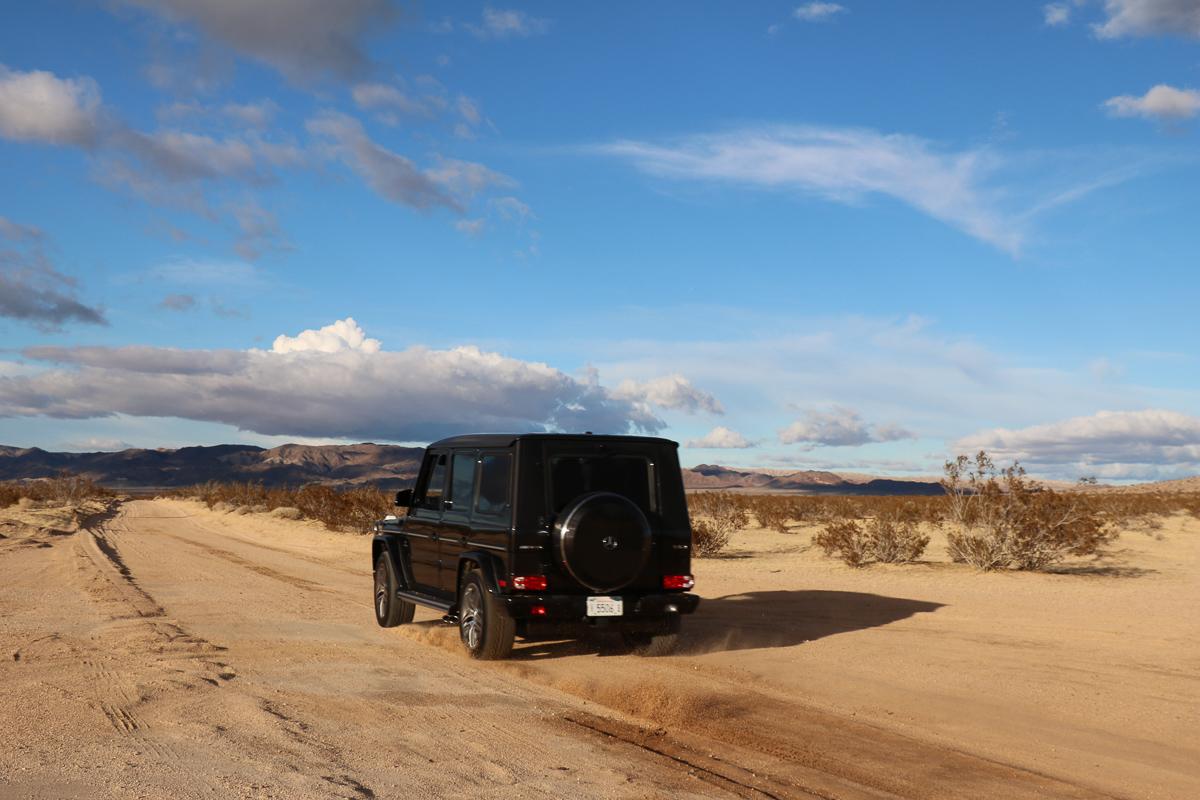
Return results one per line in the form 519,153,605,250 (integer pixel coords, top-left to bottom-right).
613,374,724,415
0,217,107,330
955,409,1200,480
271,317,381,354
1104,84,1200,120
468,8,550,39
1095,0,1200,39
793,3,847,22
118,0,399,80
0,66,101,146
600,126,1027,253
779,406,913,448
0,319,714,441
685,426,753,449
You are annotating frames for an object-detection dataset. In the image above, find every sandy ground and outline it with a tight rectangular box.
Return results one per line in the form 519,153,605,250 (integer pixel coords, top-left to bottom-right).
1,499,1197,799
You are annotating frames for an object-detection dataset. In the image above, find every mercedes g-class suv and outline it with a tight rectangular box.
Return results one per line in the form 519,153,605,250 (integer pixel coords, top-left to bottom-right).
371,433,699,659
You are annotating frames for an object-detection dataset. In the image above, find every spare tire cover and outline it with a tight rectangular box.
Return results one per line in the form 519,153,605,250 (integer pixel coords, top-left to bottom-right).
554,491,652,593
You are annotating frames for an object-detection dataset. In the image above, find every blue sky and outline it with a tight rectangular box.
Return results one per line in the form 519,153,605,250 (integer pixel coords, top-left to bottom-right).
2,1,1199,480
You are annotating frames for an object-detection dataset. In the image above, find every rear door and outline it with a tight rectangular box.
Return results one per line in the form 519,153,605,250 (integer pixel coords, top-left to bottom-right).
404,450,447,593
438,450,478,593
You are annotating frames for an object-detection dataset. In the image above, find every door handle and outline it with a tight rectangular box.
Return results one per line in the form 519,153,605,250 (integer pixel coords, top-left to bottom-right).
430,532,439,541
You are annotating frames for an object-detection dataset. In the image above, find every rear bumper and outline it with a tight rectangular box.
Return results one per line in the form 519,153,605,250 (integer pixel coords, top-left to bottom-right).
502,591,699,621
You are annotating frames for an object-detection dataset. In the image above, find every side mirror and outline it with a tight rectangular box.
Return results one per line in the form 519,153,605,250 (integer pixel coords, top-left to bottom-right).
394,489,413,508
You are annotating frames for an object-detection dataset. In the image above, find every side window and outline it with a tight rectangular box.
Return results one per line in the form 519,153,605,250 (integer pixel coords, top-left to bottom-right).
417,453,447,511
448,452,476,514
475,453,512,518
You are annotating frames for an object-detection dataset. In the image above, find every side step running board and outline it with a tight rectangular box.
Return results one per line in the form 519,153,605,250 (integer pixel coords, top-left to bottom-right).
396,589,453,613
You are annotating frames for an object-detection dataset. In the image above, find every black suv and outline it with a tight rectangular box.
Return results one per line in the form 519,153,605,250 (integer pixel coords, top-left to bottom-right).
371,433,699,659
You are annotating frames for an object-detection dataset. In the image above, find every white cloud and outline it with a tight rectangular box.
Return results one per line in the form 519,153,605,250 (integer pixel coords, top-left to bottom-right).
779,406,913,448
1095,0,1200,39
1104,84,1200,120
1043,3,1072,26
956,409,1200,479
601,126,1026,253
118,0,399,80
0,320,715,441
271,317,381,354
62,437,135,452
468,8,550,39
793,3,847,22
613,374,724,415
0,66,101,146
685,426,753,449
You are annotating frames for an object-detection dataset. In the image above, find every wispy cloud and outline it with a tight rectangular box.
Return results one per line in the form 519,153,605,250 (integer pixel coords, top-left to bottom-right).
0,216,107,330
598,125,1156,254
793,3,847,22
467,8,550,39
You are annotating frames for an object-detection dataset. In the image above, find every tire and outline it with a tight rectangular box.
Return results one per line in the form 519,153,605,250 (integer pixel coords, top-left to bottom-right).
458,570,515,660
374,553,415,628
554,491,652,593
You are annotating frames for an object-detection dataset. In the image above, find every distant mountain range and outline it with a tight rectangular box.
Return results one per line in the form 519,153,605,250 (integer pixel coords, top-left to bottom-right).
0,443,947,495
0,443,425,491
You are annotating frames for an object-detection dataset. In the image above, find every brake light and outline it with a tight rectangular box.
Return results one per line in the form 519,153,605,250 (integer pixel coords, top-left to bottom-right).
531,605,547,616
663,574,694,590
512,575,548,591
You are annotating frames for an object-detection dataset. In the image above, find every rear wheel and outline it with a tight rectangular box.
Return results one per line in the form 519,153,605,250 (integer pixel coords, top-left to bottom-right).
374,554,415,627
458,571,515,660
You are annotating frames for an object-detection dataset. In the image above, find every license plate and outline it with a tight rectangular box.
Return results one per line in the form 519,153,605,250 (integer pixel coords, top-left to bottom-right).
586,596,623,617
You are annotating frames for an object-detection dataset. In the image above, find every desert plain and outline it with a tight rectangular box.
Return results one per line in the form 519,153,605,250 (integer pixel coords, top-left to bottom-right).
1,496,1197,799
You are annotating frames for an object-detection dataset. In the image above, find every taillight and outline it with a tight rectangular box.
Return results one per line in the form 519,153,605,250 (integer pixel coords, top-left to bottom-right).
512,575,548,591
663,574,694,590
531,605,547,616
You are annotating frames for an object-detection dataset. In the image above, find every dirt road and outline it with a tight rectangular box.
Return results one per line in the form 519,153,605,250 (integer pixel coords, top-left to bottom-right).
2,499,1196,799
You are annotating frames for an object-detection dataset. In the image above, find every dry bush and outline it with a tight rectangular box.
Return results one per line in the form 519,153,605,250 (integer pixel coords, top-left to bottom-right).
0,474,113,509
942,452,1116,571
688,492,750,557
175,481,393,533
691,519,730,557
748,495,797,533
868,512,930,564
815,510,929,567
814,520,872,567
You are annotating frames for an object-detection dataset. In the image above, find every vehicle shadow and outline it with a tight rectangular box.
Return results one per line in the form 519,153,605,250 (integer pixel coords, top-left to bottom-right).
512,590,944,660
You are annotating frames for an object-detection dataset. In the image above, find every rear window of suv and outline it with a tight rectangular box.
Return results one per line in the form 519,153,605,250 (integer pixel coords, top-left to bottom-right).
550,454,656,515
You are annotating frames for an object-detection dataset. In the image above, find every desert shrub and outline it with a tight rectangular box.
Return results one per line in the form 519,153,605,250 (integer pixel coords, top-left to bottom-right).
815,511,929,567
942,452,1116,571
747,495,796,533
688,492,750,556
175,481,394,533
0,474,112,508
867,512,930,564
814,520,872,567
691,519,731,557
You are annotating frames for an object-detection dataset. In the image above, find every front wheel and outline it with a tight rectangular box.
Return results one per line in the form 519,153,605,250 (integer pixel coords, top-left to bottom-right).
374,554,415,627
458,571,515,660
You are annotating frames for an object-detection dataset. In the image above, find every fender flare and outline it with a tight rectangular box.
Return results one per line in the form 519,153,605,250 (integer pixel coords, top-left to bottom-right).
456,550,505,596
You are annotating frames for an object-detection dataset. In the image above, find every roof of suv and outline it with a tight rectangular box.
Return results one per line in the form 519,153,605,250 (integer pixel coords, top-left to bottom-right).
427,432,678,449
